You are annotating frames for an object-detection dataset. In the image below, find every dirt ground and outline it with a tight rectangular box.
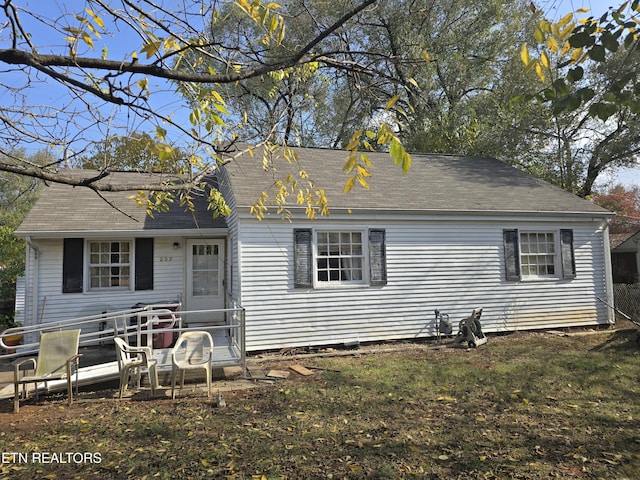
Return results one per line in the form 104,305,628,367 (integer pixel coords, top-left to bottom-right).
1,323,637,432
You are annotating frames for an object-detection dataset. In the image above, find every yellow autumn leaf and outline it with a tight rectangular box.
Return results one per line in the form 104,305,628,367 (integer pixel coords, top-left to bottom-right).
557,12,574,29
385,95,399,111
570,47,584,64
357,175,370,189
81,31,94,49
277,24,286,45
357,165,371,178
540,19,552,34
540,51,550,68
546,35,559,53
346,130,362,151
559,24,575,40
560,40,571,56
519,43,530,66
344,176,356,193
535,61,545,80
86,8,105,28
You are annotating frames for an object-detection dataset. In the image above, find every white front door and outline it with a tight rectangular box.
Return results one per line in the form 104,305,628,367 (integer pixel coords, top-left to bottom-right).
185,239,225,323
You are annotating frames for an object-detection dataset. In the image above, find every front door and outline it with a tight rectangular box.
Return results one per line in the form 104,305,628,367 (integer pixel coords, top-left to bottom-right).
186,239,225,324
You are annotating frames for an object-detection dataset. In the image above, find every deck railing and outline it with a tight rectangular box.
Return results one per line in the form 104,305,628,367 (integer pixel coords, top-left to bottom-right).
0,303,246,371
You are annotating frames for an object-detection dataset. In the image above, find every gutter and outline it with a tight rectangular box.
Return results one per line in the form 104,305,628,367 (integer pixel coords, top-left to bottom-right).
14,227,229,239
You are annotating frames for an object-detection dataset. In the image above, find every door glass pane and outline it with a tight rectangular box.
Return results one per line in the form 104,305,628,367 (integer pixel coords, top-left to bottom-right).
192,243,219,296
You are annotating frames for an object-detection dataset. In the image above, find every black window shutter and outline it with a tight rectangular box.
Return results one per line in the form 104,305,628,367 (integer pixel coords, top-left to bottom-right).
62,238,84,293
135,238,154,290
503,229,521,281
560,229,576,279
369,229,387,286
293,229,313,288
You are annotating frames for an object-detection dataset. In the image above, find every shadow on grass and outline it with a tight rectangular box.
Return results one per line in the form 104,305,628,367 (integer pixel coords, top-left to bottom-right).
590,328,640,353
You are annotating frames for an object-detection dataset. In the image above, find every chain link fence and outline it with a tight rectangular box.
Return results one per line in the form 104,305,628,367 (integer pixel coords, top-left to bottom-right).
613,284,640,323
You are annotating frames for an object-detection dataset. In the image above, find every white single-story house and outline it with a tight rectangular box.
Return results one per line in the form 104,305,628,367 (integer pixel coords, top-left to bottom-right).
14,147,614,351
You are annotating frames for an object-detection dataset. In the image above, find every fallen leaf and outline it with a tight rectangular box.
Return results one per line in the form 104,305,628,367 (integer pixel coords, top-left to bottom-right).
437,396,457,402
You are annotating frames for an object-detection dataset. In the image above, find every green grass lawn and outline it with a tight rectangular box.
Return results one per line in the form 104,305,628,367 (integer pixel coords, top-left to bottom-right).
1,327,639,479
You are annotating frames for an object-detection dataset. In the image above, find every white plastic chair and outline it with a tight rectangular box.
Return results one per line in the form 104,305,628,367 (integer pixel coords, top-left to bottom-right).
114,337,158,398
170,331,213,399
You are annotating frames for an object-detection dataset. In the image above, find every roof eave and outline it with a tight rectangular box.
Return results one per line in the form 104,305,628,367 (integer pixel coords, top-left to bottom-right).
14,227,229,238
234,205,613,219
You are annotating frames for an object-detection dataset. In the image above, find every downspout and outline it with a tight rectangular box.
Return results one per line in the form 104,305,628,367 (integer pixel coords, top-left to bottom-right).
24,236,40,329
600,220,615,325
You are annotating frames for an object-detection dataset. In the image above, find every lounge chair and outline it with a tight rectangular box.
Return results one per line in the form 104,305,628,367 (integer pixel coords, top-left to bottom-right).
13,329,82,413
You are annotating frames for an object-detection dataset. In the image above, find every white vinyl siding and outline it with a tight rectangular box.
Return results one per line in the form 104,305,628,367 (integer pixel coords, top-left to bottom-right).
217,168,240,302
21,237,185,330
233,215,610,352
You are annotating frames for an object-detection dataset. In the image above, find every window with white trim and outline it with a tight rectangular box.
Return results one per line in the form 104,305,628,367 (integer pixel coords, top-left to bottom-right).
519,232,557,278
316,231,364,283
88,241,131,289
503,228,575,281
293,228,387,288
62,238,154,293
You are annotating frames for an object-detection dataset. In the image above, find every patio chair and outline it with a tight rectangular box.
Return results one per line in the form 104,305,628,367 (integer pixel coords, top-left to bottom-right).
170,331,213,399
113,337,158,398
13,329,82,413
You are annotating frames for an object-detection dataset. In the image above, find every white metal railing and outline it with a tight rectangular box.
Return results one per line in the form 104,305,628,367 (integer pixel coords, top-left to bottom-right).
0,305,176,358
0,303,246,372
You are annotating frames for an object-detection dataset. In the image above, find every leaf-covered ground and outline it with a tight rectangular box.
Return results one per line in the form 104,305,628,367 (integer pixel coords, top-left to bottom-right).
1,326,639,479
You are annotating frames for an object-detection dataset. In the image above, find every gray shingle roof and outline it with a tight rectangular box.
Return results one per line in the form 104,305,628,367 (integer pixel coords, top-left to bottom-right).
16,148,611,236
15,170,226,235
220,146,610,215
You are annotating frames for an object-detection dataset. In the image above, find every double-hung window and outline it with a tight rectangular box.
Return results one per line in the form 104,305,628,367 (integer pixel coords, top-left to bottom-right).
294,228,387,288
89,241,131,289
316,232,364,283
519,232,556,279
503,229,575,281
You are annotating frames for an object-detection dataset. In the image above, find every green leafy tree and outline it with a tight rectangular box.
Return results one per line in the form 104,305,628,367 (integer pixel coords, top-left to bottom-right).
520,2,640,196
80,132,185,173
0,150,45,327
199,0,539,154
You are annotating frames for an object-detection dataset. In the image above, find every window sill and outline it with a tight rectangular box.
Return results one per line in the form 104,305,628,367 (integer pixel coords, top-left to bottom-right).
313,282,369,290
519,276,562,282
85,288,135,294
